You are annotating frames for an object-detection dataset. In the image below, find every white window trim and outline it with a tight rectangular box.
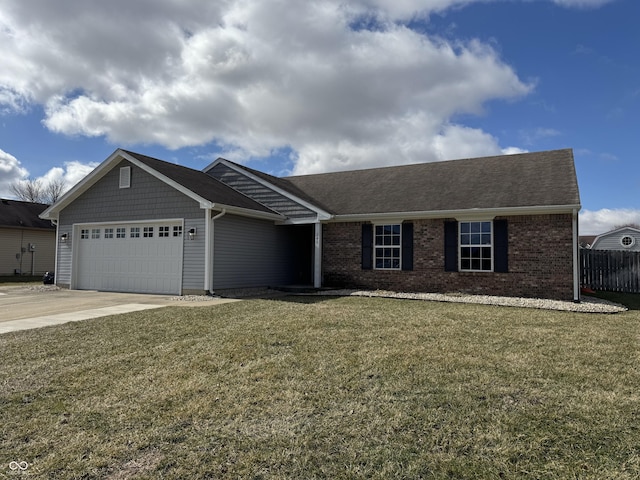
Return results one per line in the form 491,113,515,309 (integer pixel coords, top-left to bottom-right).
458,220,494,272
620,235,635,248
373,223,402,271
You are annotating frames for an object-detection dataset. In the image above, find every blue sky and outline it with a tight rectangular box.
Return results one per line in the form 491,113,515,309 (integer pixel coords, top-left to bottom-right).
0,0,637,234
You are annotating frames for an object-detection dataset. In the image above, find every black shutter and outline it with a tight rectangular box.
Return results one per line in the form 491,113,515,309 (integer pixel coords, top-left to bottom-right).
494,219,508,273
402,222,413,271
362,223,373,270
444,221,458,272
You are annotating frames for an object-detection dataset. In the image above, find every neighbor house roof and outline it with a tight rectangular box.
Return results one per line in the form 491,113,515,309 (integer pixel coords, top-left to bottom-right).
0,199,55,229
280,149,580,216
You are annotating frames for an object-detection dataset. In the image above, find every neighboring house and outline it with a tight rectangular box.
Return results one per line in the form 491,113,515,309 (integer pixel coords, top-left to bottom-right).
40,148,581,301
590,226,640,251
0,199,56,276
579,235,597,249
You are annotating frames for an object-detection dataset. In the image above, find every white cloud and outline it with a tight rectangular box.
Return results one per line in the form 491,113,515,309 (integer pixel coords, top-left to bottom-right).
0,0,575,175
579,208,640,235
0,148,28,197
0,148,97,199
39,161,99,191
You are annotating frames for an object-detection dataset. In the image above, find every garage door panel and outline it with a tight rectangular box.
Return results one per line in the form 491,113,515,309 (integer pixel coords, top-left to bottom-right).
76,222,183,294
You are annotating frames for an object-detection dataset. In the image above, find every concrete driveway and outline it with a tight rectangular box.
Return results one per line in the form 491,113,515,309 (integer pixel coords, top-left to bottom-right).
0,285,237,334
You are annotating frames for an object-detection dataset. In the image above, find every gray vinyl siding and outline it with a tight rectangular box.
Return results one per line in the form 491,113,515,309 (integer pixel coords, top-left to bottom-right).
57,160,205,291
213,214,296,289
56,224,73,286
59,160,202,224
591,229,640,251
207,163,316,219
182,217,206,291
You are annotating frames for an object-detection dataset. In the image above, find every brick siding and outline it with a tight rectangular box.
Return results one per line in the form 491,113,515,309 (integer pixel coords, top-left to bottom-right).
322,214,575,301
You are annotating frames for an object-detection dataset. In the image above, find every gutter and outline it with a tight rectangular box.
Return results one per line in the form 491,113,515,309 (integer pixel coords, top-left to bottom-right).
329,204,582,223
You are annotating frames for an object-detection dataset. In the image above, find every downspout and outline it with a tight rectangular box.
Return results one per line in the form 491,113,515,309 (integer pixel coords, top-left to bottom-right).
314,221,322,288
51,219,59,286
573,208,580,302
206,209,226,294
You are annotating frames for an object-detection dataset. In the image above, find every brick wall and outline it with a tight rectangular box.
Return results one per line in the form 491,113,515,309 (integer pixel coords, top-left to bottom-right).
322,214,575,301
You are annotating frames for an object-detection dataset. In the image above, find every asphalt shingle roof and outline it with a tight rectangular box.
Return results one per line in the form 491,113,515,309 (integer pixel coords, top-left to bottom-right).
124,151,277,215
280,149,580,215
0,199,55,229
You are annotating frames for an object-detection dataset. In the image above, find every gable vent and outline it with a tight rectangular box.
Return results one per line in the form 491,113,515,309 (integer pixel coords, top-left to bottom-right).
119,166,131,189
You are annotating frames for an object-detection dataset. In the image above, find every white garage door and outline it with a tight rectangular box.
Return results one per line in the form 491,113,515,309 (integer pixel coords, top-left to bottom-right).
75,222,183,294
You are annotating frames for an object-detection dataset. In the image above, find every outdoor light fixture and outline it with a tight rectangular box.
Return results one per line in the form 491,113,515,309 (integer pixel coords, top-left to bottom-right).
188,228,197,240
60,233,68,243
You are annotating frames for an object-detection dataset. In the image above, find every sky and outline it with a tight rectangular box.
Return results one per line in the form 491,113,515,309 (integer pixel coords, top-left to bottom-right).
0,0,637,234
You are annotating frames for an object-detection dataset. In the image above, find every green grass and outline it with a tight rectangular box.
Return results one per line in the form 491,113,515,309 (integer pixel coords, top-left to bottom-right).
1,297,640,479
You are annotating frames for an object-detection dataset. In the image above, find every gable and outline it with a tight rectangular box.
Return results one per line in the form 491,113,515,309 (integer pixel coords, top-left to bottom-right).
41,149,283,222
59,160,203,224
206,162,319,220
591,227,640,251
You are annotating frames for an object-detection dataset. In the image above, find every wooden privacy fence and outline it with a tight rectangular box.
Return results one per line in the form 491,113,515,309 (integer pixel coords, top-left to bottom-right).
580,249,640,293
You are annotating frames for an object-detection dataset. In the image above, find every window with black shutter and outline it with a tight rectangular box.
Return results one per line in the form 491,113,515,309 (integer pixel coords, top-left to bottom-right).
444,220,508,273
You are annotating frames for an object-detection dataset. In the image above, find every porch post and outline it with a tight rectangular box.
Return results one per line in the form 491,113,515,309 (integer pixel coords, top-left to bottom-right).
314,221,322,288
573,208,580,302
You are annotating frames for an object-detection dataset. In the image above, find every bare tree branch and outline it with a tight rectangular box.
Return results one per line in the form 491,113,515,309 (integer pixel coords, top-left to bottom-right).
10,178,45,203
10,177,67,204
44,178,67,203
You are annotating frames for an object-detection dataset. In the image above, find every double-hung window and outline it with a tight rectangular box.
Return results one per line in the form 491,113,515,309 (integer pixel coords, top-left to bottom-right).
459,221,492,271
374,224,401,270
362,223,413,271
445,220,507,273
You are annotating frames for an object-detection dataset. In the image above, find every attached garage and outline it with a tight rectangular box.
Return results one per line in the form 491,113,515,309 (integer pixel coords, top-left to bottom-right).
74,221,184,294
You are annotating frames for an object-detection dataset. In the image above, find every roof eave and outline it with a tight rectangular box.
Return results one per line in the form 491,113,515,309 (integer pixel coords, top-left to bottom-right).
327,204,582,223
209,203,285,221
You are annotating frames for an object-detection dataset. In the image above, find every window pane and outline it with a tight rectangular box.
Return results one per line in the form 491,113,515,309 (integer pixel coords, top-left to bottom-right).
460,221,493,271
392,225,400,235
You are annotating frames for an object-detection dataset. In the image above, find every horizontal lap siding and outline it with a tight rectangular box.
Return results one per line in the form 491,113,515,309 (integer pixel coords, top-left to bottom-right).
58,160,204,291
208,163,316,219
213,215,296,289
0,229,55,276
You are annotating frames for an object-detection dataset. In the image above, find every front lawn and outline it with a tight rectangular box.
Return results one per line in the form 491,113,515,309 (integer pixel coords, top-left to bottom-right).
1,297,639,479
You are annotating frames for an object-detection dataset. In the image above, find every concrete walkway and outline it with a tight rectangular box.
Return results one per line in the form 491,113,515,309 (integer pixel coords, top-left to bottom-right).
0,285,239,334
0,304,166,334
